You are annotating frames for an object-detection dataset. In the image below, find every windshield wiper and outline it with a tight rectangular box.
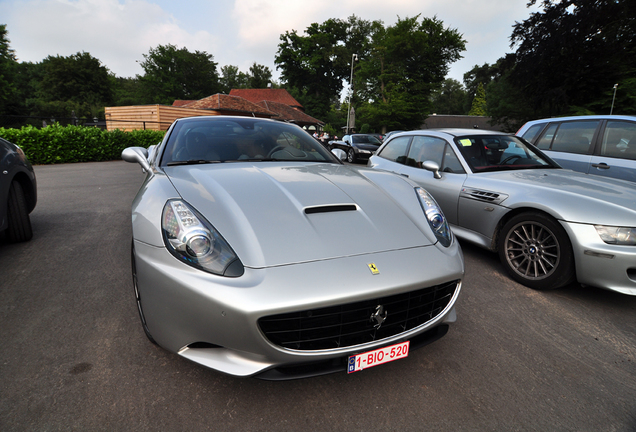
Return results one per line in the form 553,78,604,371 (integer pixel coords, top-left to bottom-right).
223,158,275,162
167,160,222,166
475,164,557,173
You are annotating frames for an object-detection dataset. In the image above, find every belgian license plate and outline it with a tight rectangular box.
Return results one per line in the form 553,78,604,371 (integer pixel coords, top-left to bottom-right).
347,341,410,373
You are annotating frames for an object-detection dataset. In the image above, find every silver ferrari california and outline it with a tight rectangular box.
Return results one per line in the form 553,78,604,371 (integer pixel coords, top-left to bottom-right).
368,129,636,296
122,116,464,379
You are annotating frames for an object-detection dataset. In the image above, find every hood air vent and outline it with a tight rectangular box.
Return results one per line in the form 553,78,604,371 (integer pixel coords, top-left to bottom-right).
304,204,357,215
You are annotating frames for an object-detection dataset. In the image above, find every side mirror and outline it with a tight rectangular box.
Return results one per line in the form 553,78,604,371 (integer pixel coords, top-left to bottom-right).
122,147,151,172
147,144,157,162
422,160,442,179
331,148,347,161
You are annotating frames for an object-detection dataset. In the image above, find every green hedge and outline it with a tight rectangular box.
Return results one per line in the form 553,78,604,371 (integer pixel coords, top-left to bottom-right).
0,124,165,165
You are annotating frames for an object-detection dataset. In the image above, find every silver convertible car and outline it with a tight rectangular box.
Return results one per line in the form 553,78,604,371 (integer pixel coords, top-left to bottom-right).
368,129,636,296
122,116,464,379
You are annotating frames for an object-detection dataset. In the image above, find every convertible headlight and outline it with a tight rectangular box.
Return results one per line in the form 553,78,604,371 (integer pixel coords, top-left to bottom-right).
162,200,244,276
416,187,452,247
595,225,636,245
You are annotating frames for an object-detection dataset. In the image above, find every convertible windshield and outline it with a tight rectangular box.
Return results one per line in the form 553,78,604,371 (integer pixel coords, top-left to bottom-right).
161,117,337,166
352,135,382,145
454,135,557,172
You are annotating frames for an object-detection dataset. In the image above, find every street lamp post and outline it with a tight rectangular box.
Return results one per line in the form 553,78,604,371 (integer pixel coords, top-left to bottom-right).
610,83,618,115
346,54,358,134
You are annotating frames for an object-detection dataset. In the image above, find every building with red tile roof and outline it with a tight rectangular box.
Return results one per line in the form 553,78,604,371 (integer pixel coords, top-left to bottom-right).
106,89,322,131
256,100,323,127
181,94,276,117
229,89,303,110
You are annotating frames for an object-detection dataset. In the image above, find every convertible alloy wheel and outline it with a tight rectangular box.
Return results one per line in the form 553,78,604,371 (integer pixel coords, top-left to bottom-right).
498,212,575,290
347,148,356,163
131,242,157,345
6,181,33,243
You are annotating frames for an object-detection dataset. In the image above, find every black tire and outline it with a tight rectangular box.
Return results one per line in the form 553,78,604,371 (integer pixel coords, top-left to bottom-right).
347,148,356,163
498,212,575,290
6,181,33,243
131,241,157,345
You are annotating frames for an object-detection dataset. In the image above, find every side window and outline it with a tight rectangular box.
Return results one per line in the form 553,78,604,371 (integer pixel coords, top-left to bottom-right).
601,121,636,160
550,121,599,154
377,136,411,164
405,136,445,167
521,124,545,143
536,123,557,150
441,144,465,174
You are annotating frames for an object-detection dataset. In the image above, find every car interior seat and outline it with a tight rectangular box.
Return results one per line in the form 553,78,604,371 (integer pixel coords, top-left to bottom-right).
460,141,487,168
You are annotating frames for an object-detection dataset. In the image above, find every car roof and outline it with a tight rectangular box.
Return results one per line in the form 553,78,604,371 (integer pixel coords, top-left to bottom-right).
523,115,636,125
393,128,508,138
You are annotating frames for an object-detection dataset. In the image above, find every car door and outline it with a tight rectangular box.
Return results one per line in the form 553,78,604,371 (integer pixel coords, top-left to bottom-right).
374,134,466,225
534,120,600,174
588,120,636,182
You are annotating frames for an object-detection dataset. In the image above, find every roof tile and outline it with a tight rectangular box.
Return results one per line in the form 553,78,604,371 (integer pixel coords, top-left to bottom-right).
229,89,303,109
182,94,276,117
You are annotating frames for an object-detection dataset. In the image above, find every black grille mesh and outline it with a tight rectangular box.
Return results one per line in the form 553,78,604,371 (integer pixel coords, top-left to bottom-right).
258,280,459,351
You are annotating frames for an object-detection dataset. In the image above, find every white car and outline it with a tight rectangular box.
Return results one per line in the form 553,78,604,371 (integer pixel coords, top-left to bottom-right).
517,115,636,183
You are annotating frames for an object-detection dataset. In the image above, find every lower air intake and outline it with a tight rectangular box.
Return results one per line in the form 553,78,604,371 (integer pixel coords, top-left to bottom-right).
258,280,459,351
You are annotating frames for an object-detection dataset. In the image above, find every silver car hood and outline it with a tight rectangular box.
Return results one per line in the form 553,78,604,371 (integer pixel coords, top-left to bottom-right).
466,169,636,225
165,163,434,268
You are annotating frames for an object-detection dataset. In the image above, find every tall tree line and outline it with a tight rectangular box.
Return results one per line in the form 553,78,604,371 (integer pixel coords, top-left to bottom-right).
2,0,635,131
434,0,636,131
275,15,466,132
0,26,273,127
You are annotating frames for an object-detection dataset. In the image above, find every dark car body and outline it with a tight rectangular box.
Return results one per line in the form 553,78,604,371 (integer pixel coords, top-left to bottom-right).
0,137,37,242
516,115,636,183
329,134,382,163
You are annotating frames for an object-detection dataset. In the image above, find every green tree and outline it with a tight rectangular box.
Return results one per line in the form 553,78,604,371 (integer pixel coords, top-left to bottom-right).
468,83,487,116
138,44,220,104
275,16,373,119
509,0,636,117
463,63,497,100
429,78,468,115
35,51,113,120
0,24,19,123
219,65,249,93
109,75,145,106
248,63,273,89
356,15,465,131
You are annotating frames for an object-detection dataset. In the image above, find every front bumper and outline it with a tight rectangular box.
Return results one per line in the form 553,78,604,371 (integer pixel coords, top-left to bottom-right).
133,239,464,377
563,222,636,295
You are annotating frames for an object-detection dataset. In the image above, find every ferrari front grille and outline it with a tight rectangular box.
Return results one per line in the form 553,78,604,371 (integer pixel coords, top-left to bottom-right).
258,280,459,351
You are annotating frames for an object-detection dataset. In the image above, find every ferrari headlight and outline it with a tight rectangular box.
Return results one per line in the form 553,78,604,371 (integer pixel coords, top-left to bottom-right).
595,225,636,245
162,200,244,276
416,187,452,247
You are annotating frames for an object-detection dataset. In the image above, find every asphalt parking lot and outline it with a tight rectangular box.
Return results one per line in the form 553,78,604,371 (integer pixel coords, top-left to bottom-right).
1,161,635,431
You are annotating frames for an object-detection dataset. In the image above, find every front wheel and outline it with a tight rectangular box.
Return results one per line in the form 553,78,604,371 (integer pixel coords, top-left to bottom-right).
498,212,575,290
347,148,356,163
6,181,33,243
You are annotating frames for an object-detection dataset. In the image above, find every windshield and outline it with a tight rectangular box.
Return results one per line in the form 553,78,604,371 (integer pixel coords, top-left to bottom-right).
352,135,382,145
454,135,557,172
160,117,337,166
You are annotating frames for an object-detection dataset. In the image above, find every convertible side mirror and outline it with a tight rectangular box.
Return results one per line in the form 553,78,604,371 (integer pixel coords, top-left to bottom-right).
122,147,151,172
422,160,442,179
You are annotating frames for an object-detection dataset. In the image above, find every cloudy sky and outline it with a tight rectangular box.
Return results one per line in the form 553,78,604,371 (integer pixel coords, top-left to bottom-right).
0,0,539,84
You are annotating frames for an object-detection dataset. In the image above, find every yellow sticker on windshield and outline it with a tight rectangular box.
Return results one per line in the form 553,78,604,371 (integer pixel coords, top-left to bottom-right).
459,139,473,147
